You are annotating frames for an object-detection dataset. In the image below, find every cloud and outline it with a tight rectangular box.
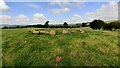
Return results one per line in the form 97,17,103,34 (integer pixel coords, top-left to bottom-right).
67,14,90,24
0,15,11,20
48,19,65,24
69,14,83,23
51,0,69,2
0,13,46,25
0,0,10,10
50,1,85,8
27,4,40,9
74,2,85,8
73,14,82,18
0,15,12,24
16,15,30,25
51,7,70,14
50,2,71,7
33,13,46,24
50,2,85,14
86,1,118,21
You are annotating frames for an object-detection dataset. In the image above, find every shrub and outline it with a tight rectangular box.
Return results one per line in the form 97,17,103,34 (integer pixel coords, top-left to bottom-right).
103,20,120,30
90,19,105,30
63,22,68,28
44,21,49,28
82,23,87,27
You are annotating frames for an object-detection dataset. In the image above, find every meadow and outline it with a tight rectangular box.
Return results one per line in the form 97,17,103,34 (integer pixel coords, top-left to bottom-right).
2,27,119,66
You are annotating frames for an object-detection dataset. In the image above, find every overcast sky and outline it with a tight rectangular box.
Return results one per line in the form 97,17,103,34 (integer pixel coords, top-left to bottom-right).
0,0,119,25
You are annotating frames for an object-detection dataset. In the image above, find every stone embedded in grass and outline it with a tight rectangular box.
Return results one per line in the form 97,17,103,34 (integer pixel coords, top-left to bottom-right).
81,31,85,33
31,29,50,34
62,30,69,35
39,31,46,34
50,30,56,35
30,29,34,32
79,29,86,33
29,29,35,33
80,29,83,32
32,30,39,34
45,31,49,34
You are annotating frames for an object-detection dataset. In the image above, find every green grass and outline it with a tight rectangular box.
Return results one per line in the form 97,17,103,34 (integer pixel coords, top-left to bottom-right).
2,27,119,66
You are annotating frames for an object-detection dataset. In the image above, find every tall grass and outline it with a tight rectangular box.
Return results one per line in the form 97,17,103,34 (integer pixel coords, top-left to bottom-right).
2,27,119,66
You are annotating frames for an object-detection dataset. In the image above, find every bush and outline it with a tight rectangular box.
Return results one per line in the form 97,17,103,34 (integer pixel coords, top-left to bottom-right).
90,19,105,30
2,26,8,29
103,20,120,30
63,22,68,28
103,23,113,30
82,23,87,27
44,21,49,28
111,21,120,29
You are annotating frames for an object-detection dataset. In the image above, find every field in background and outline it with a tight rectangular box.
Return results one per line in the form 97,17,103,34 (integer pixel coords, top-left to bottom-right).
2,27,119,66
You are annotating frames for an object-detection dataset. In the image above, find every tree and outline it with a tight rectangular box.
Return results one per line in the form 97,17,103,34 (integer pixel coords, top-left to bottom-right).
63,22,68,28
103,23,113,30
2,26,8,29
111,21,120,29
16,25,20,28
81,23,87,27
44,21,49,28
75,24,81,28
90,19,105,30
103,20,120,30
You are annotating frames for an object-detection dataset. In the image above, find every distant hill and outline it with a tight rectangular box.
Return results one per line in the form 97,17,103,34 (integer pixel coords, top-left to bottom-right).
0,24,26,28
105,20,119,23
0,24,9,28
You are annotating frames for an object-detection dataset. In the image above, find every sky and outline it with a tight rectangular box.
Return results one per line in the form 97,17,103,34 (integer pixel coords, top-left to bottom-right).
0,0,119,25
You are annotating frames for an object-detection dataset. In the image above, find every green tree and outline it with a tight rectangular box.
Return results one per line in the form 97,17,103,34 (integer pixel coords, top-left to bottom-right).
81,23,87,27
90,19,105,30
44,21,49,28
63,22,68,28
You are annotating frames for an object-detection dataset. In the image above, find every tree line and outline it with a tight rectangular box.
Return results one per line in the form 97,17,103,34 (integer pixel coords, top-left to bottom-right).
2,21,82,29
2,20,120,30
90,19,120,30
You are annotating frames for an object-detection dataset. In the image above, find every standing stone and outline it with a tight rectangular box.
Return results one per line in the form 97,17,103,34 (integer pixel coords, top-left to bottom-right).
62,30,69,35
32,30,39,34
45,31,49,34
30,29,34,32
50,30,56,35
39,31,46,34
79,29,83,32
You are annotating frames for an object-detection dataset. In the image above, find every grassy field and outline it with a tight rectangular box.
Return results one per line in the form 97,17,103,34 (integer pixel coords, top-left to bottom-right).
2,27,119,66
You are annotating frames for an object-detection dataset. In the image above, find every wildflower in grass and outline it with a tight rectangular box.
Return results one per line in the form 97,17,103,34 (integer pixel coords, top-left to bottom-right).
55,56,62,66
55,56,62,63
